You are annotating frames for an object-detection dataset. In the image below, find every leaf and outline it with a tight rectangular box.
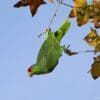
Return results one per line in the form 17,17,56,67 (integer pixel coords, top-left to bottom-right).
89,55,100,79
84,28,100,47
95,44,100,53
73,0,87,7
69,0,87,18
76,8,89,26
49,0,54,3
91,1,100,28
84,28,100,54
13,0,46,17
69,0,89,26
91,13,100,28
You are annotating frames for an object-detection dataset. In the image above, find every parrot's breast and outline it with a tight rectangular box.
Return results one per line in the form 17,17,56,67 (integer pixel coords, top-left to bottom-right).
36,32,62,73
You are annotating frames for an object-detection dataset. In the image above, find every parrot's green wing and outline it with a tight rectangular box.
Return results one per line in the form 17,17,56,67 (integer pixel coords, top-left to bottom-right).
31,31,62,75
28,20,71,76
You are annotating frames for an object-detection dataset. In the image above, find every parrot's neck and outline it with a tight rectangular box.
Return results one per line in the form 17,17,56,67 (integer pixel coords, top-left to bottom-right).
32,64,47,75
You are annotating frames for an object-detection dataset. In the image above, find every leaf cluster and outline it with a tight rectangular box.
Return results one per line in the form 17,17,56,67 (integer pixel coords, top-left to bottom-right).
69,0,100,28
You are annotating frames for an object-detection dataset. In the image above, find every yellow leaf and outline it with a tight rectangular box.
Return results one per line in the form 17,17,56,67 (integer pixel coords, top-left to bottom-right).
76,9,89,26
91,1,100,28
49,0,54,3
69,0,100,28
74,0,87,7
95,43,100,52
69,0,88,25
90,55,100,79
84,28,100,46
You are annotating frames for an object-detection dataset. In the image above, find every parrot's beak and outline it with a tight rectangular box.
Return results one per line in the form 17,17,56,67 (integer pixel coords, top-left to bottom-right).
28,72,34,77
28,65,34,77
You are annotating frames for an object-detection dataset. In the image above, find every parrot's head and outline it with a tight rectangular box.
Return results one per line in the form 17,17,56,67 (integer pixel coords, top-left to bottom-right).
28,64,34,77
28,64,41,77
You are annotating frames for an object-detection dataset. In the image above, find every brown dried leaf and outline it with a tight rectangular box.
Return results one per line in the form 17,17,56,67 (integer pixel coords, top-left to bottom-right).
90,55,100,79
64,45,79,56
49,0,54,3
84,28,100,47
14,0,46,17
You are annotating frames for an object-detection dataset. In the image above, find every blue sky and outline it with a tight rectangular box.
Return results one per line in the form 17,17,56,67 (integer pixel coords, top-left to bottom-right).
0,0,100,100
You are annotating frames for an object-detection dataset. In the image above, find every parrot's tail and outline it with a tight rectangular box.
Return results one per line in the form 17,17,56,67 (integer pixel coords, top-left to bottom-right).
55,20,71,41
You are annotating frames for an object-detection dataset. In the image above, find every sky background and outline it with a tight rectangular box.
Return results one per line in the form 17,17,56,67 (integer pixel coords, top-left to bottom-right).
0,0,100,100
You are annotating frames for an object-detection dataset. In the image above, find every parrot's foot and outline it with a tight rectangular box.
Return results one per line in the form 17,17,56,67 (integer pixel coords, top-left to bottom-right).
64,44,79,56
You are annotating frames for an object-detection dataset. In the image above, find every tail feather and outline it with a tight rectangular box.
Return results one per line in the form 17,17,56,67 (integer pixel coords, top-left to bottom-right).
55,20,71,41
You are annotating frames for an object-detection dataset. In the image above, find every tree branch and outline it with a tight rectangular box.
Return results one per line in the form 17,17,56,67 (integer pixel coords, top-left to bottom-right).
38,0,62,37
56,0,81,8
56,0,74,8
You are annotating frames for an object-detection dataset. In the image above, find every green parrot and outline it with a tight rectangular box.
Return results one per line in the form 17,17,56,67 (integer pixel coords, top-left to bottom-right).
28,20,71,77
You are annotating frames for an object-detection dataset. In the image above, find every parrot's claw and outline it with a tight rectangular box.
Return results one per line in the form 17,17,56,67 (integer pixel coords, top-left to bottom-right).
64,45,79,56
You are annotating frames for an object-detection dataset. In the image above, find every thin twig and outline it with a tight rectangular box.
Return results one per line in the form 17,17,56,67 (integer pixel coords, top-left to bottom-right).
47,0,62,31
80,50,95,53
56,0,81,8
75,49,96,54
38,0,62,37
56,0,74,8
38,31,45,37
